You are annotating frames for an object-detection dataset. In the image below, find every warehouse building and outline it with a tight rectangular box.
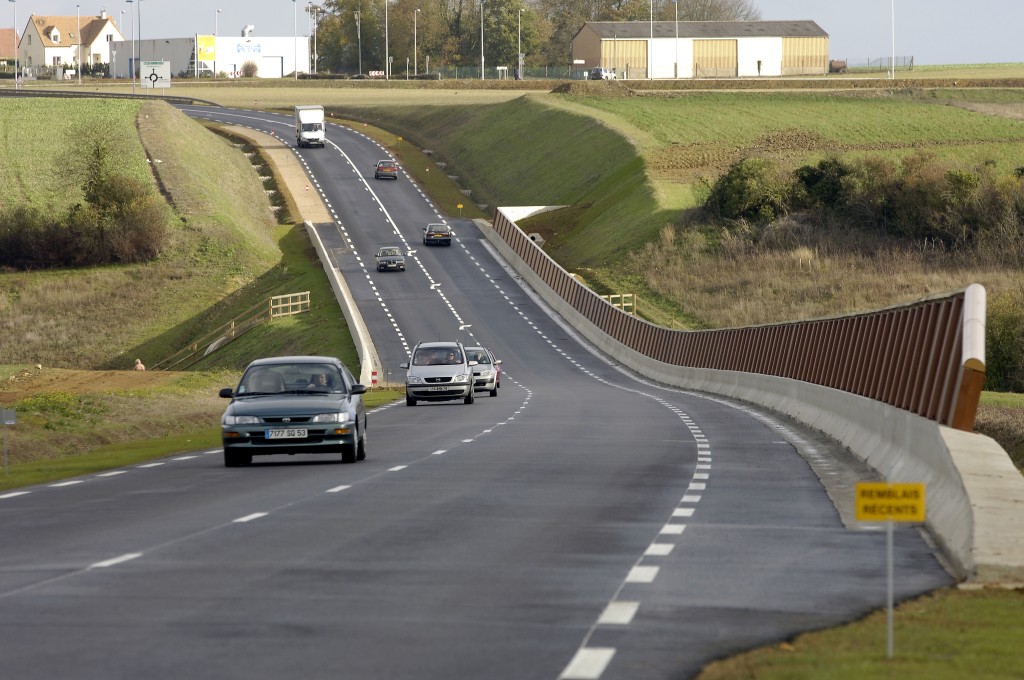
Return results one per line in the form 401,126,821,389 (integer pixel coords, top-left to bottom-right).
572,20,829,79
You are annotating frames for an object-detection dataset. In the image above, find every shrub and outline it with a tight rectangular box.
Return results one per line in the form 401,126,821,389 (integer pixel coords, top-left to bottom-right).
241,60,259,78
704,157,792,225
986,289,1024,393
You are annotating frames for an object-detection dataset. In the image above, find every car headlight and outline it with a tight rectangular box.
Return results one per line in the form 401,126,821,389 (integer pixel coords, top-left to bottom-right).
453,374,469,382
312,412,351,424
223,414,260,425
407,376,424,384
477,369,495,378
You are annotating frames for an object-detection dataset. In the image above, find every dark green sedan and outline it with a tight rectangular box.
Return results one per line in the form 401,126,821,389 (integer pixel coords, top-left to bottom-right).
219,356,367,467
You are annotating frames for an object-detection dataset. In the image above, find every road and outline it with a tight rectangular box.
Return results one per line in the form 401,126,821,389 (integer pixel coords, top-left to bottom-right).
0,106,953,680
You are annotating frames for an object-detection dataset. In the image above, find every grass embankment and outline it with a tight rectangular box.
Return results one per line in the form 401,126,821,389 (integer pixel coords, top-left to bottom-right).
0,99,390,483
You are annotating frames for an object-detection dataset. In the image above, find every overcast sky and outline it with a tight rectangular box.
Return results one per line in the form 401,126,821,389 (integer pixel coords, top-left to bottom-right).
13,1,1023,67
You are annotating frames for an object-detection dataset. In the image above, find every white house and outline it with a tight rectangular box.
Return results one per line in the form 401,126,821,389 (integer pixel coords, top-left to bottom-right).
18,11,124,76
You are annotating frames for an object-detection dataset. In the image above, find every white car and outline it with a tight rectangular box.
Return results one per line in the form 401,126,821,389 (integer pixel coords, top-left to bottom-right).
589,67,616,80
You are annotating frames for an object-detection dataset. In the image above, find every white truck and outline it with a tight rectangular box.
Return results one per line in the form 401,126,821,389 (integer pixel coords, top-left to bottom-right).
294,105,326,148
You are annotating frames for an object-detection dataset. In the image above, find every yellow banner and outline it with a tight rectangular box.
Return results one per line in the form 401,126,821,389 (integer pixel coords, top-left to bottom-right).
855,482,926,522
197,35,216,61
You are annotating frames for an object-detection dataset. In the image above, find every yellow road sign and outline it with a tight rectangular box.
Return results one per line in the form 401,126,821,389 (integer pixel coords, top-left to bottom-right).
855,482,926,522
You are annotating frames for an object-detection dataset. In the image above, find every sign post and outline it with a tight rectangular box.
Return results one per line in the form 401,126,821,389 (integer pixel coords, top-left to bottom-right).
2,408,15,478
855,482,926,659
140,60,171,90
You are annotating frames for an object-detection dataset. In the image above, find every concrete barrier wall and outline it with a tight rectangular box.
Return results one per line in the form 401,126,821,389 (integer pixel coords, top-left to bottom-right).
480,210,1024,583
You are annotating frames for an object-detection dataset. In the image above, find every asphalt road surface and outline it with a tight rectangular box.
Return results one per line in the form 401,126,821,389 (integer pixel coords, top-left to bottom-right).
0,105,953,680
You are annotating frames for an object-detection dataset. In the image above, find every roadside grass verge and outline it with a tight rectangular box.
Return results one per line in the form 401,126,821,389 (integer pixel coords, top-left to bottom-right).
696,586,1024,680
0,384,402,492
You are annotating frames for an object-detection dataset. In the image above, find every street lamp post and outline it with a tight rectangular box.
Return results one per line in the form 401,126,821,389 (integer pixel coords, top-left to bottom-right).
479,0,484,80
126,0,135,92
8,0,17,89
293,0,298,80
673,0,678,79
77,4,81,85
648,0,653,79
889,0,895,80
354,10,361,75
385,0,390,79
214,8,221,78
312,5,318,74
517,8,522,80
413,8,419,76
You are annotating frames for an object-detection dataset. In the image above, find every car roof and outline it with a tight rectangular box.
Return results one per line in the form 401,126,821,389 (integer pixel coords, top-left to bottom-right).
426,223,450,229
246,355,343,367
377,159,396,164
415,341,463,349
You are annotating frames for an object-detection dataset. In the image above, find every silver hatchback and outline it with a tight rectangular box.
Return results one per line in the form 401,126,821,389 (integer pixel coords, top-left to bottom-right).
401,341,477,406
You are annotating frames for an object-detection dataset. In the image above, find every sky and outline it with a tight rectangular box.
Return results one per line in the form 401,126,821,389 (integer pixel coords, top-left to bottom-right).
10,1,1024,67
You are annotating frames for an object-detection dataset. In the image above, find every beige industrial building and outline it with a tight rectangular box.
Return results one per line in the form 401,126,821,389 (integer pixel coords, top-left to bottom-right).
572,20,829,79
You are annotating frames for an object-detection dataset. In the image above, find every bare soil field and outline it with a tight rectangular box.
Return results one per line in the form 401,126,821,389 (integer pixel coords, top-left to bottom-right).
0,367,181,405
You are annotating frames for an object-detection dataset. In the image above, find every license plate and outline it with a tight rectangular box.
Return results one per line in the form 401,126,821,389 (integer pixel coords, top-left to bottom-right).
266,428,308,439
426,386,449,391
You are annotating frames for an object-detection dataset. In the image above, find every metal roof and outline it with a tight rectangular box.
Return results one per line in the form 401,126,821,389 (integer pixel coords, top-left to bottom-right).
580,20,828,40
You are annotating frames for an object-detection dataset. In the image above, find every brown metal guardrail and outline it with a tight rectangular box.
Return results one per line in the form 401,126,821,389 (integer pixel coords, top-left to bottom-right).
491,209,986,431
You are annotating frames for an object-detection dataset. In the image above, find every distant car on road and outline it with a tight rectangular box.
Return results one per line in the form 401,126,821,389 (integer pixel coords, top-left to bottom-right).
465,346,501,397
218,356,367,467
375,246,406,272
401,341,477,406
374,159,398,179
589,67,616,80
423,223,453,246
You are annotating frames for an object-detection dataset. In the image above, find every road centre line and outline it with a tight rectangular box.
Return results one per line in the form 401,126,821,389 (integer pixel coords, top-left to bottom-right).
233,513,268,523
0,491,30,499
88,553,142,569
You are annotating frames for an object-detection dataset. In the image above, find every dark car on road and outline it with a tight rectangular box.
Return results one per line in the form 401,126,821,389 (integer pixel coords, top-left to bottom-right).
374,159,398,179
375,246,406,272
423,223,454,246
219,356,367,467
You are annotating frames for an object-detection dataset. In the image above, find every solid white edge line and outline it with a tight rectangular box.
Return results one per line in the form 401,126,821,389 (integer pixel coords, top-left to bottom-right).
233,512,268,523
89,553,142,569
560,648,616,680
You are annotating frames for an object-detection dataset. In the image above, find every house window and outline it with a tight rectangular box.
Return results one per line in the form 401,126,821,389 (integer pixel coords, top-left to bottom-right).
51,29,61,44
107,34,113,42
52,56,61,66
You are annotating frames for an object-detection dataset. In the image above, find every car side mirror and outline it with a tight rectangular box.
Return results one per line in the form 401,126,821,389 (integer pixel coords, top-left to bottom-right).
219,387,234,398
494,359,503,365
468,360,478,367
400,362,410,369
350,384,367,395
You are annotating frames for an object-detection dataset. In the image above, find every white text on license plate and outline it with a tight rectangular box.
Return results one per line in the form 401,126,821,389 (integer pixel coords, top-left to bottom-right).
266,428,308,439
426,386,449,391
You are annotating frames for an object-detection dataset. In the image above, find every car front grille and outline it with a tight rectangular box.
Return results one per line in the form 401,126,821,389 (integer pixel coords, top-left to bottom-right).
424,376,452,384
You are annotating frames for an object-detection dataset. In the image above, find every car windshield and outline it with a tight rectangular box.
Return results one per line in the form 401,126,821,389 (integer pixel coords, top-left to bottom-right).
237,363,346,395
379,248,400,256
412,348,463,366
467,349,490,364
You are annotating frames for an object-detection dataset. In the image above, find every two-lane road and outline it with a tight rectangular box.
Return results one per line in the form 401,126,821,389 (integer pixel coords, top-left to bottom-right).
0,105,953,680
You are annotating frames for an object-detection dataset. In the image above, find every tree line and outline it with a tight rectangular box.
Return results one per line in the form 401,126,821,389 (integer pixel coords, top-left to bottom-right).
310,0,759,75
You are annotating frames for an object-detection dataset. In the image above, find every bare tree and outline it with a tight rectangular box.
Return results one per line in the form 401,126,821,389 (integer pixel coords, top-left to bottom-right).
673,0,761,21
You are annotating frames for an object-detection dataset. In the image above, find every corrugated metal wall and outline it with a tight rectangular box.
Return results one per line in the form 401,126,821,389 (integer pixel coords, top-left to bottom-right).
782,36,828,75
694,39,737,78
603,39,647,79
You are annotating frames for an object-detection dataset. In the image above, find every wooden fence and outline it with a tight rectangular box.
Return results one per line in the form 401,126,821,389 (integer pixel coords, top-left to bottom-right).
151,292,310,371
